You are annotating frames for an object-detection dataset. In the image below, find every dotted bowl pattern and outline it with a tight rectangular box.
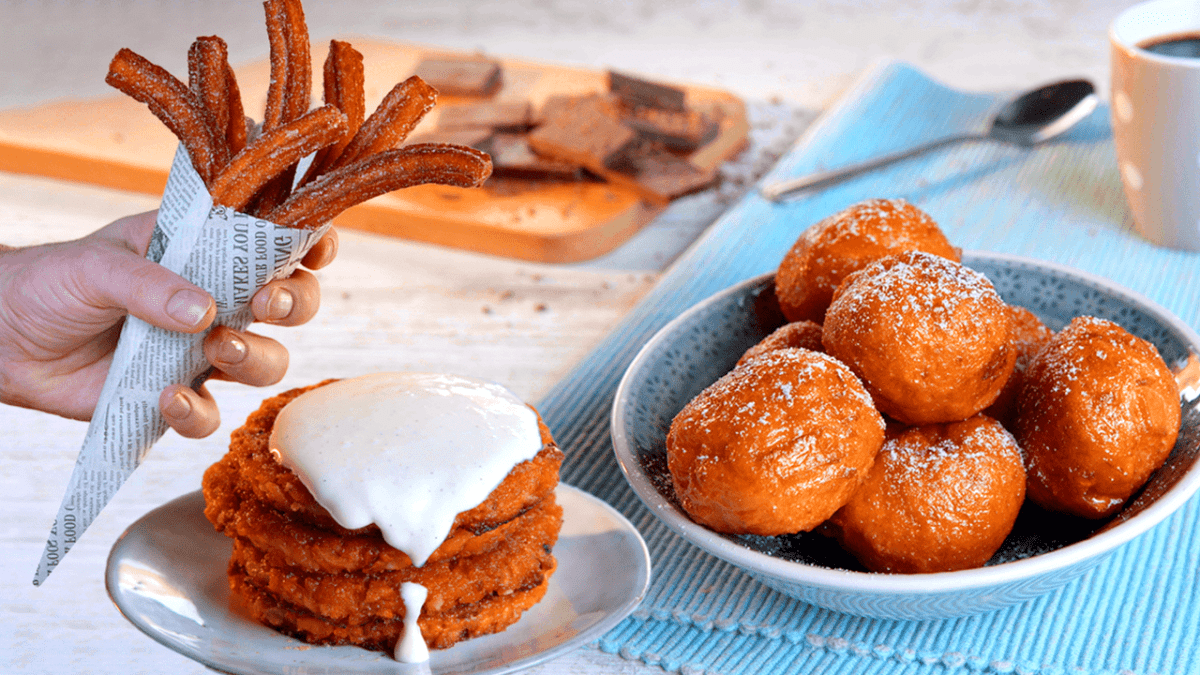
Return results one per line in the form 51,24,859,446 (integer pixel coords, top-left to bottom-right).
614,250,1200,620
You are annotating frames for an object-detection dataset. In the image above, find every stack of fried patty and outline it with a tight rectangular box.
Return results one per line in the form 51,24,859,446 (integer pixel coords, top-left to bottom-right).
202,382,564,652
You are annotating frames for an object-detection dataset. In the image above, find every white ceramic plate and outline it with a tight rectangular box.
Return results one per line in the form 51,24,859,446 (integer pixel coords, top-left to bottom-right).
106,484,650,675
612,251,1200,620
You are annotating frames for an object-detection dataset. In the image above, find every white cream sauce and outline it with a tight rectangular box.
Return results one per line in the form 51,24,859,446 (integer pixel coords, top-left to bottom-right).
268,372,544,662
395,582,429,663
269,372,543,566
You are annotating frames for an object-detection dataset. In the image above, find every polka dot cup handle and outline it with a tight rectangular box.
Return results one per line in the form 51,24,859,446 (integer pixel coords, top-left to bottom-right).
1110,0,1200,252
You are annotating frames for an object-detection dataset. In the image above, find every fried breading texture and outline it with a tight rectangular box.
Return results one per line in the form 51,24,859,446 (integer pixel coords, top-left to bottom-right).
230,494,561,623
229,556,555,650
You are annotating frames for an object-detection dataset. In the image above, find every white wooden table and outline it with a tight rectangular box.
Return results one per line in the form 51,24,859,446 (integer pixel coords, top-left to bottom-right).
0,1,1128,673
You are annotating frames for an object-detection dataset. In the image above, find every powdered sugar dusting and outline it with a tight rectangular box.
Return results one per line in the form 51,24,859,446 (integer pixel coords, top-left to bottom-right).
822,250,1011,423
667,346,886,533
882,420,1022,507
675,348,884,484
695,348,883,433
1016,315,1181,517
818,198,938,249
1021,316,1163,448
830,251,1000,345
836,416,1026,570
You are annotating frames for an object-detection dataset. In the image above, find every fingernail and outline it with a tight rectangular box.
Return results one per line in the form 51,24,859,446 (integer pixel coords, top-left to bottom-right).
266,287,294,321
309,238,336,268
215,334,248,366
167,289,211,328
163,390,191,420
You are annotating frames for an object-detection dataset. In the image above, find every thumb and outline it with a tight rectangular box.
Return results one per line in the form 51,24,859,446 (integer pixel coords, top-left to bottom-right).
86,248,217,334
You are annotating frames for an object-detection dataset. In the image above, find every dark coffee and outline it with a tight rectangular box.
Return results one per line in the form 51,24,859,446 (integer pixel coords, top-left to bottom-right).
1140,32,1200,58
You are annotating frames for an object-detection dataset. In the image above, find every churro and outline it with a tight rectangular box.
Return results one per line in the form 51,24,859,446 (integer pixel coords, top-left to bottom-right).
105,48,220,185
252,0,314,212
261,0,289,132
187,36,232,170
278,0,311,125
332,76,439,170
267,144,491,230
300,40,366,184
223,63,248,156
209,105,348,212
323,41,366,133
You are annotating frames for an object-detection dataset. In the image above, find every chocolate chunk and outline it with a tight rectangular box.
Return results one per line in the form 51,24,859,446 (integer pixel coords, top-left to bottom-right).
489,133,580,179
608,70,686,112
529,94,717,204
413,57,502,97
610,141,718,201
621,103,719,152
532,95,577,126
527,94,636,171
437,101,532,131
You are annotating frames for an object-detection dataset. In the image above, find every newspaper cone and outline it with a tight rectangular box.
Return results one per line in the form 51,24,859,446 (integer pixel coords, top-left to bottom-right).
32,147,330,585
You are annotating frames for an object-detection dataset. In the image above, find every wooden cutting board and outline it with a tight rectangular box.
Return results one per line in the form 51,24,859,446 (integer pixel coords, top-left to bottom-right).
0,39,748,263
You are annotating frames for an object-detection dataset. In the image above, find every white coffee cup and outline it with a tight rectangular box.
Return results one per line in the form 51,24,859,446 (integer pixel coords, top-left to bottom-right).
1110,0,1200,251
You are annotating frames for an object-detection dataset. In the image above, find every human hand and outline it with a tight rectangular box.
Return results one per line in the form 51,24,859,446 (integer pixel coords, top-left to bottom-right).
0,210,337,438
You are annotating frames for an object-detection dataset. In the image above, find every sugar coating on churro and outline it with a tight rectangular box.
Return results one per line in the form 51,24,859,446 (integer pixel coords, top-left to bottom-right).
301,40,366,183
210,106,348,211
269,144,492,230
262,0,290,132
106,48,220,185
334,76,438,170
188,36,232,171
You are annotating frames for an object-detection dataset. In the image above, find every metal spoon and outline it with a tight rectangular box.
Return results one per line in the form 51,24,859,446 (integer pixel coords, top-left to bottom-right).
759,79,1099,202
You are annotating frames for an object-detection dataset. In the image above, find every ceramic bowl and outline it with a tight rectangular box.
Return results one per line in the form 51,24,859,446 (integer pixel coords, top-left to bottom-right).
611,250,1200,620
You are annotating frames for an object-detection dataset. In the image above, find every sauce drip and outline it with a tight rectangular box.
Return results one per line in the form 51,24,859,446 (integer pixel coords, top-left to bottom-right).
395,582,430,663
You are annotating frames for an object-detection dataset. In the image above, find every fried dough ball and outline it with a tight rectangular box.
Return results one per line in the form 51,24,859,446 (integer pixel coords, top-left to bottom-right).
822,251,1016,425
736,320,823,367
826,415,1026,573
1014,316,1180,519
774,198,960,323
983,305,1054,427
666,348,885,535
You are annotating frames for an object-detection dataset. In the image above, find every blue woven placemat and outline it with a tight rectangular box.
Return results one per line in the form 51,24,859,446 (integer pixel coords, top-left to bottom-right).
536,61,1200,675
